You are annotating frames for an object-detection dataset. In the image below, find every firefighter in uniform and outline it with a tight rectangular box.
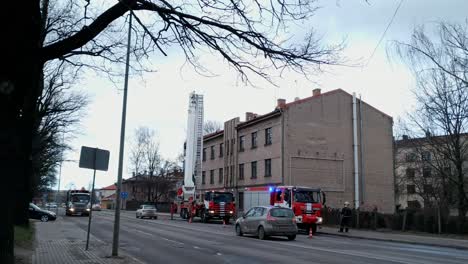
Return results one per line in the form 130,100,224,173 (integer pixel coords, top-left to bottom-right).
339,201,352,232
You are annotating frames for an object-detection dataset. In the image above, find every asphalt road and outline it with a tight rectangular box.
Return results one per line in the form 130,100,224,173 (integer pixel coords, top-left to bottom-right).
63,210,468,264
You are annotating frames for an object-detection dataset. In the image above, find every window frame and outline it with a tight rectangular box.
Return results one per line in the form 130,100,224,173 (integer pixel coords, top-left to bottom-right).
239,164,244,180
265,127,272,145
251,161,257,179
210,170,214,184
251,132,258,149
239,135,245,152
210,146,215,160
264,159,272,177
202,171,206,184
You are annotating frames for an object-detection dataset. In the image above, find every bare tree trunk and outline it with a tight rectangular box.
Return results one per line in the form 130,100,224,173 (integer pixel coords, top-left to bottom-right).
402,209,407,232
437,205,441,234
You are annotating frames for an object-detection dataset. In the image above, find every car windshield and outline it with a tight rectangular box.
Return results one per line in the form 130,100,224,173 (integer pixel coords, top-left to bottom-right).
30,203,40,210
212,193,233,203
294,190,320,203
270,208,294,218
71,194,90,203
143,205,155,209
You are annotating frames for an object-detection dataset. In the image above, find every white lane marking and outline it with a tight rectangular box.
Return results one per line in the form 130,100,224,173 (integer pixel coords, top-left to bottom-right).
216,253,222,256
193,246,200,249
162,237,184,245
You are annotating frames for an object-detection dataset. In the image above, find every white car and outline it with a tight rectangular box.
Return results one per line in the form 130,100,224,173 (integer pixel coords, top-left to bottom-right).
136,205,158,219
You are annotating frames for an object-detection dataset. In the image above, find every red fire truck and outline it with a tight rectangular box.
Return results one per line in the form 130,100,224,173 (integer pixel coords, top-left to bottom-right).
178,190,235,223
244,186,325,234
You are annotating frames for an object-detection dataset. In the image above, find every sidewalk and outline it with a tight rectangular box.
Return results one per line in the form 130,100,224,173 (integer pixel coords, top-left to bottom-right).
318,225,468,250
32,216,143,264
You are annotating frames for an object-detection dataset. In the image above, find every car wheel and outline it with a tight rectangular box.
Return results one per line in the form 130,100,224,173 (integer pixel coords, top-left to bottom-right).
40,215,49,222
136,214,139,218
235,224,243,236
154,216,158,220
287,235,296,241
258,226,267,240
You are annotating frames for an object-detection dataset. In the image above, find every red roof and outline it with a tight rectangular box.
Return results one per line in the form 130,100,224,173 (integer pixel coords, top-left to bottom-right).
100,184,117,191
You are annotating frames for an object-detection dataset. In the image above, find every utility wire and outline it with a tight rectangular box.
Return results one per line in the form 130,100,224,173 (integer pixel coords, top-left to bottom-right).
365,0,404,66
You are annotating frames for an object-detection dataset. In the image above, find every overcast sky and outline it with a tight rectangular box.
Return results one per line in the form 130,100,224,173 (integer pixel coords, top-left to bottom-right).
57,0,468,191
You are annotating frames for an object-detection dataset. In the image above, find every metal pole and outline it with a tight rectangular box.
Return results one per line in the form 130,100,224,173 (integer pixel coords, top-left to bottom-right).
55,134,64,215
86,148,98,250
112,13,132,257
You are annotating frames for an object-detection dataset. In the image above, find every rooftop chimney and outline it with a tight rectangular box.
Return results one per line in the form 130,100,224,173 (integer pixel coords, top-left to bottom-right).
246,112,258,121
294,97,300,102
276,98,286,109
313,88,321,97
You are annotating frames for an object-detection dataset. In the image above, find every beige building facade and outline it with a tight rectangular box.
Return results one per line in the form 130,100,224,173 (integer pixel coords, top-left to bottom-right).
199,89,395,213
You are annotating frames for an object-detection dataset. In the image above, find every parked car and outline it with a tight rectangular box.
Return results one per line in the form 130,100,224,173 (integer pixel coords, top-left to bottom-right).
136,204,158,219
92,204,102,211
47,202,58,209
29,203,57,222
235,206,297,240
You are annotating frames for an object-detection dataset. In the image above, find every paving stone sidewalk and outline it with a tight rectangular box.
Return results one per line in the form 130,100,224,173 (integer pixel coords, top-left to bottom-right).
32,216,143,264
318,225,468,250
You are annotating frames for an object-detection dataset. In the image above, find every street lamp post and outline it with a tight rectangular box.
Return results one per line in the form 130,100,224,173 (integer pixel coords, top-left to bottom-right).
112,12,132,257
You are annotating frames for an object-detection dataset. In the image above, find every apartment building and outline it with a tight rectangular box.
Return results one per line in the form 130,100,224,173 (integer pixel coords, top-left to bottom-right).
199,88,395,213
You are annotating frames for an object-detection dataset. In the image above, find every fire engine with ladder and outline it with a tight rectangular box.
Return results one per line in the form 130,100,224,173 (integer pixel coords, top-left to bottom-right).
176,92,235,223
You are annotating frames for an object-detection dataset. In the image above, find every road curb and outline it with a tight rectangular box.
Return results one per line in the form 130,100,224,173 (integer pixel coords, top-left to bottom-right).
317,231,468,251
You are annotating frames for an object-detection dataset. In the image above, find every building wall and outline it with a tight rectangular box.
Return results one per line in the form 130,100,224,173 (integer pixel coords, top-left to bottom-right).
283,90,394,213
199,134,224,190
237,115,282,188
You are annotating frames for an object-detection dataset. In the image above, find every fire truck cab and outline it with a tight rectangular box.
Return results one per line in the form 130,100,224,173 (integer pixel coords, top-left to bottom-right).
269,186,325,234
179,190,235,223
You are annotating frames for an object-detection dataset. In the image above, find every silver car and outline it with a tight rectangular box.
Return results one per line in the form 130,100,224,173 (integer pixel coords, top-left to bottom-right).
136,204,158,219
235,206,297,240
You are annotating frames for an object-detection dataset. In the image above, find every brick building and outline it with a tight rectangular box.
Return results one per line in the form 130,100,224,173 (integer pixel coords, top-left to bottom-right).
199,88,395,213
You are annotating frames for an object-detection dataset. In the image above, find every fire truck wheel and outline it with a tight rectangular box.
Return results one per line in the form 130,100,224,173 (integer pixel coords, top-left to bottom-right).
287,235,296,241
235,224,243,236
258,226,267,240
224,217,230,224
312,224,317,234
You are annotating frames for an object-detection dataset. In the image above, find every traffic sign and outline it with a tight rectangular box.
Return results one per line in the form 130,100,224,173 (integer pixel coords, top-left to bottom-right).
120,192,128,199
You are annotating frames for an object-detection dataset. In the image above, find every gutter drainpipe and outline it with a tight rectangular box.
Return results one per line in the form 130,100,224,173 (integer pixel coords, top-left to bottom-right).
353,93,360,210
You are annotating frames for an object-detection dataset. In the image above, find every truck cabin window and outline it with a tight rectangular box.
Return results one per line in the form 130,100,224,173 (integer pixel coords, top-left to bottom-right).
294,190,320,203
71,194,90,203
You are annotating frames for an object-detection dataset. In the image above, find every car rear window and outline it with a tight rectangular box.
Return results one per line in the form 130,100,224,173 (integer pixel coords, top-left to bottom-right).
143,205,155,209
269,208,294,218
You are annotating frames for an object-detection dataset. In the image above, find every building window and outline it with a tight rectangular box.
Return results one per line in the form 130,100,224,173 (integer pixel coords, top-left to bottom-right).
210,170,214,184
251,161,257,179
210,146,215,160
226,141,229,156
239,164,244,180
265,128,272,145
405,153,417,162
251,132,257,149
219,168,223,183
231,139,234,155
203,148,206,161
230,165,234,180
406,168,415,178
423,168,431,178
264,159,272,177
421,151,431,161
202,171,206,184
424,184,433,194
239,136,245,152
219,143,224,157
407,184,416,194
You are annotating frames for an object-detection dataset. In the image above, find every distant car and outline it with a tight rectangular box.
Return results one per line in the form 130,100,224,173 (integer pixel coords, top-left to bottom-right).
136,205,158,219
29,203,57,222
92,204,101,211
47,203,58,209
235,206,297,240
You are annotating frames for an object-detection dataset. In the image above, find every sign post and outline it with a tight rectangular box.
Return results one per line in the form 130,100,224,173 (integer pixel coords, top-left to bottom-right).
79,146,110,251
